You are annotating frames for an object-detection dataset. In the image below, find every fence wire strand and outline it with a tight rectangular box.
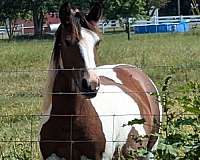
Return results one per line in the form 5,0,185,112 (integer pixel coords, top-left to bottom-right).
0,66,199,159
0,63,200,73
0,113,199,159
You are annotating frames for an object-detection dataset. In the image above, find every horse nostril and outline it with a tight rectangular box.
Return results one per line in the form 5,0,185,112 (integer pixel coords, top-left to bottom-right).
81,78,99,98
90,81,100,91
82,78,89,89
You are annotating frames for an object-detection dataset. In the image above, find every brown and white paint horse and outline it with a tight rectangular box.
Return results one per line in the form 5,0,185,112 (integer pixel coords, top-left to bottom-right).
39,2,162,160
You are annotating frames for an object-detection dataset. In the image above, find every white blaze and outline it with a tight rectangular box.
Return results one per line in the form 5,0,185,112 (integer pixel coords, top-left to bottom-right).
78,28,100,70
78,28,100,86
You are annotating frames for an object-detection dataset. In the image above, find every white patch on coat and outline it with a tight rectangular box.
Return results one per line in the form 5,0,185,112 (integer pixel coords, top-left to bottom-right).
96,65,123,84
78,28,99,70
91,84,146,159
46,153,66,160
96,64,138,84
94,64,161,158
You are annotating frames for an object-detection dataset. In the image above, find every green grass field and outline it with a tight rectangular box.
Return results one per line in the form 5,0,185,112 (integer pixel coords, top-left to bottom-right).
0,31,199,159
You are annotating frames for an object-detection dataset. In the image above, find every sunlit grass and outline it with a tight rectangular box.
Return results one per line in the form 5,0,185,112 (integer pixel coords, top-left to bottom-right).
99,32,200,66
0,32,199,158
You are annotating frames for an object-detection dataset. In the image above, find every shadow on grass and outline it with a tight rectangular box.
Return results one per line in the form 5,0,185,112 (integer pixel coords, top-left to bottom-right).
103,30,126,35
14,34,55,41
0,34,55,42
0,29,129,42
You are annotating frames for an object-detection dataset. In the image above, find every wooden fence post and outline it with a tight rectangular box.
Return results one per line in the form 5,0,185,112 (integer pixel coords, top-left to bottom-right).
126,18,131,40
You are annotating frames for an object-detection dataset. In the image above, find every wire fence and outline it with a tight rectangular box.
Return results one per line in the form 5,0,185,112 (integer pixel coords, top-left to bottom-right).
0,66,199,159
0,113,199,159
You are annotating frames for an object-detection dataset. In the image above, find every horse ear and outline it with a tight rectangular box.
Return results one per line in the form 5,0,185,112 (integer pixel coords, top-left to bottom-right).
59,2,71,24
86,3,103,26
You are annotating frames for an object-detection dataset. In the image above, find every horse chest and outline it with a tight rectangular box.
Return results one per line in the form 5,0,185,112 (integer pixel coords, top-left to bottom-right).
44,96,105,137
40,96,106,159
73,100,106,141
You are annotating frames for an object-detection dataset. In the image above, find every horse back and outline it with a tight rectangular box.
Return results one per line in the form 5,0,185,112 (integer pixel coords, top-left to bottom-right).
114,65,161,134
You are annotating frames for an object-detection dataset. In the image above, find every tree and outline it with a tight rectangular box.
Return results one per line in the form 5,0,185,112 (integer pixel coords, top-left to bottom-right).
20,0,56,36
146,0,169,16
0,0,22,40
104,0,147,19
159,0,193,16
23,0,96,36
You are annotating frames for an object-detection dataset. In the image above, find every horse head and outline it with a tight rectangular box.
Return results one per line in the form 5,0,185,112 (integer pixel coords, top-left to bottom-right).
54,2,102,98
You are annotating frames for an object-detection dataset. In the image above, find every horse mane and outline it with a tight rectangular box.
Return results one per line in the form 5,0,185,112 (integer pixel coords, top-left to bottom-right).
42,7,99,114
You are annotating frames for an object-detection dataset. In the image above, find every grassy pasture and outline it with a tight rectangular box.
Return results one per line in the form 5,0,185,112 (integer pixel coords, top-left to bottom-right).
0,32,199,159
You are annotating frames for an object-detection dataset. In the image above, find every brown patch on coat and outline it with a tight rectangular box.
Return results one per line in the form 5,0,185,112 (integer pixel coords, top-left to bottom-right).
100,65,161,154
40,2,106,159
114,65,160,151
40,71,106,160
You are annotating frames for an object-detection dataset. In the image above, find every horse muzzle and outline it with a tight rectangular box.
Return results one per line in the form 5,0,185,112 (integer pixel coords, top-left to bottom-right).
81,78,100,98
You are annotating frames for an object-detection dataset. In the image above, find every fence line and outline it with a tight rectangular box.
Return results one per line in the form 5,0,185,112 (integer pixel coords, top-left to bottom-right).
0,113,199,118
0,66,199,96
0,65,199,158
0,113,199,159
0,64,200,73
1,15,200,37
0,90,198,96
132,15,200,26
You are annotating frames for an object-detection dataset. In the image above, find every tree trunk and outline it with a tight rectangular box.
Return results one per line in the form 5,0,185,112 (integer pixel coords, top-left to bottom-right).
32,5,44,36
4,18,14,40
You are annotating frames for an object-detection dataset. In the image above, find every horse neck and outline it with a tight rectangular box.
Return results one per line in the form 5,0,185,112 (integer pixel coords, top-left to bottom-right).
51,70,81,115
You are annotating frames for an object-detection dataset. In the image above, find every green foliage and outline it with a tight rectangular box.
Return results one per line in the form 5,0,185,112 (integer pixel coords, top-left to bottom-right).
156,75,200,159
104,0,147,19
1,143,31,160
0,0,23,39
147,0,169,8
122,147,148,159
145,0,170,16
177,81,200,114
123,69,200,159
123,118,146,127
159,0,193,16
22,0,58,35
0,0,21,20
123,117,149,159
